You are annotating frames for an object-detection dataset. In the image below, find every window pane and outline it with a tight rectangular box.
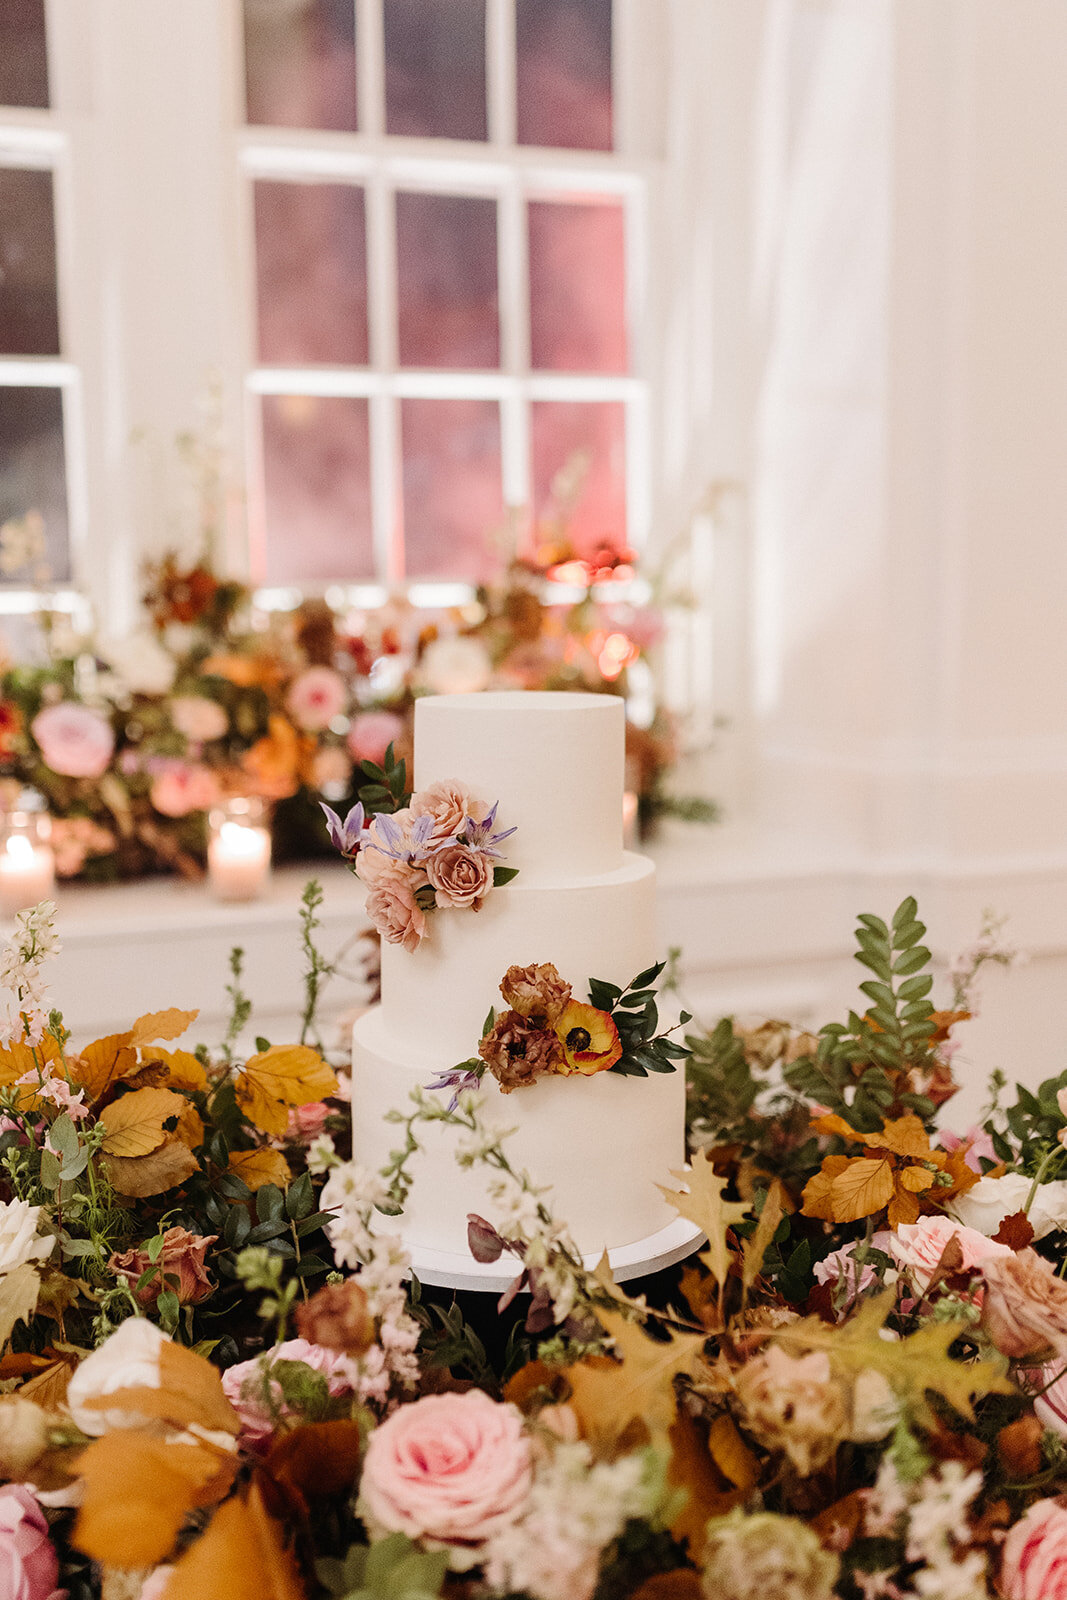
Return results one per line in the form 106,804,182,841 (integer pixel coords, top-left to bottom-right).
531,401,625,556
0,387,70,582
244,0,357,132
0,0,49,108
396,192,499,368
260,394,372,583
529,199,626,372
255,181,368,366
401,399,502,578
516,0,612,151
384,0,486,141
0,168,59,356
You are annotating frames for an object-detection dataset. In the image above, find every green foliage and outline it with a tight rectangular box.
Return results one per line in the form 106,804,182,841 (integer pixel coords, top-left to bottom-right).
356,743,411,817
299,878,336,1049
408,1278,532,1389
220,945,252,1065
985,1068,1067,1179
591,963,693,1078
317,1533,449,1600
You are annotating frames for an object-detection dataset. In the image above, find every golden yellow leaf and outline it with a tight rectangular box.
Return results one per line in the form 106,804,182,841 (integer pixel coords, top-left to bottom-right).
127,1008,199,1048
708,1411,759,1491
72,1032,136,1100
0,1035,61,1086
19,1358,73,1410
228,1147,292,1191
234,1044,337,1136
826,1156,895,1224
741,1181,783,1298
567,1309,706,1451
147,1045,207,1092
73,1433,234,1568
103,1136,200,1197
897,1165,938,1193
0,1262,41,1351
666,1410,746,1554
163,1479,306,1600
174,1099,205,1150
98,1086,187,1157
887,1183,922,1228
800,1155,852,1222
866,1114,940,1163
658,1151,748,1299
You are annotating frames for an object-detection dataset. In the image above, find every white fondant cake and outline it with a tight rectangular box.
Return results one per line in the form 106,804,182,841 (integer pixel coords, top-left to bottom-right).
350,691,686,1257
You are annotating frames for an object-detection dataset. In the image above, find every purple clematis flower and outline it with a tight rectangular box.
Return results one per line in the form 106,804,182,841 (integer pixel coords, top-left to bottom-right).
320,800,367,861
460,801,516,859
425,1064,483,1110
369,809,438,865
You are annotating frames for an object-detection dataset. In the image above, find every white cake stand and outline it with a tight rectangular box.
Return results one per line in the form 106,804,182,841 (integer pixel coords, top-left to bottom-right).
407,1215,705,1293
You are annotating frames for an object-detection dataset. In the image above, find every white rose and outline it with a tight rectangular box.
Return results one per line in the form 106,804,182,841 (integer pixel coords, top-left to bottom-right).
103,632,177,697
950,1172,1067,1241
66,1317,168,1435
419,636,492,696
0,1198,54,1276
170,694,229,743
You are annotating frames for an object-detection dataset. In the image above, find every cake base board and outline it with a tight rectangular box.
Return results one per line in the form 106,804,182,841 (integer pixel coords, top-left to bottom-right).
405,1216,705,1292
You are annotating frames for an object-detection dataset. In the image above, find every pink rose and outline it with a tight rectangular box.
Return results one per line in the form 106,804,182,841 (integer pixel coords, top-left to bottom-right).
221,1337,358,1451
410,781,488,841
359,1389,532,1549
31,702,114,779
149,760,221,818
107,1226,217,1309
813,1231,893,1313
889,1214,1011,1292
170,695,229,743
0,1484,62,1600
1001,1496,1067,1598
347,710,405,767
285,1101,329,1143
287,667,348,733
1025,1364,1067,1439
981,1249,1067,1359
425,845,492,910
365,880,426,952
355,811,424,890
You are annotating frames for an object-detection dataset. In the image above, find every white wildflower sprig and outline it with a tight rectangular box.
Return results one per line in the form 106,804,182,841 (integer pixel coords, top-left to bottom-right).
949,908,1020,1013
863,1454,991,1600
0,900,61,1047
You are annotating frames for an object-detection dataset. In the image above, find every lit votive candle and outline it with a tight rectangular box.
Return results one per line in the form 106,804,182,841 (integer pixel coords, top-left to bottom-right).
207,800,272,902
622,789,639,849
0,832,55,918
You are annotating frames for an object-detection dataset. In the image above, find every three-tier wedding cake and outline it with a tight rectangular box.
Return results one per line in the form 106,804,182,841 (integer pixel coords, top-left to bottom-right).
350,691,686,1259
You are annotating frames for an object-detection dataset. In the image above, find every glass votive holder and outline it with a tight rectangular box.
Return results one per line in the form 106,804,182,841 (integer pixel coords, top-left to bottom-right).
0,794,56,918
207,796,272,903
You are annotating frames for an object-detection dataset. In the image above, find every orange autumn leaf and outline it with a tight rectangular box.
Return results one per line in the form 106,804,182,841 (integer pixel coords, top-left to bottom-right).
80,1340,241,1437
867,1114,940,1162
73,1432,235,1568
127,1008,199,1049
666,1410,747,1555
148,1045,208,1093
800,1155,853,1222
163,1478,306,1600
235,1044,337,1137
264,1420,364,1502
567,1310,706,1452
0,1035,61,1086
886,1183,922,1227
72,1032,137,1100
98,1086,187,1157
228,1147,292,1191
815,1156,896,1225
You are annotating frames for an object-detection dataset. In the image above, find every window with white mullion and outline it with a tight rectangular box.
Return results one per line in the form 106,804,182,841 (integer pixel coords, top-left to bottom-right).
485,0,517,148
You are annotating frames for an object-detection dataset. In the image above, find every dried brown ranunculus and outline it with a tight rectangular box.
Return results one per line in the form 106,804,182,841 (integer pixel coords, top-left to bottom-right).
295,1280,375,1354
499,963,572,1027
478,1010,566,1092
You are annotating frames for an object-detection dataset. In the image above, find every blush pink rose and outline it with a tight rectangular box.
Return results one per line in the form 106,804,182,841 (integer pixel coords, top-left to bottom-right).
889,1213,1011,1291
221,1337,358,1451
410,781,488,841
1001,1496,1067,1598
31,701,114,779
365,880,426,952
355,811,424,890
1025,1363,1067,1439
813,1230,893,1314
359,1389,532,1550
287,667,348,733
347,709,405,766
0,1484,62,1600
149,760,221,818
425,845,492,910
285,1101,329,1143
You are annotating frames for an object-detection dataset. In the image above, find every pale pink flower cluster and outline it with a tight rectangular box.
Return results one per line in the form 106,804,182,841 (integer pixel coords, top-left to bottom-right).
30,701,114,779
355,782,509,952
18,1066,88,1121
221,1337,359,1451
863,1457,987,1600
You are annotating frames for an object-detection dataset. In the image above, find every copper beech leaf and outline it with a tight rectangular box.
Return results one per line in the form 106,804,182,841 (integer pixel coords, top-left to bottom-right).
103,1137,199,1197
80,1340,241,1437
98,1087,187,1158
567,1309,706,1451
657,1151,748,1298
73,1433,235,1568
235,1044,338,1136
72,1032,137,1100
163,1478,306,1600
127,1008,199,1048
146,1045,208,1092
228,1147,292,1191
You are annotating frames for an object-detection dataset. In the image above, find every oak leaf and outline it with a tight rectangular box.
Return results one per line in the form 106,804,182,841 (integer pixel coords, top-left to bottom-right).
567,1309,706,1451
103,1136,199,1197
993,1210,1035,1250
127,1008,199,1048
235,1044,337,1136
658,1151,747,1300
73,1432,234,1568
98,1086,187,1157
228,1147,292,1192
163,1478,306,1600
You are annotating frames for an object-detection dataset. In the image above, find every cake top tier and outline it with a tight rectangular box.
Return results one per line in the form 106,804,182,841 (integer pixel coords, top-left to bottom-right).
414,691,626,883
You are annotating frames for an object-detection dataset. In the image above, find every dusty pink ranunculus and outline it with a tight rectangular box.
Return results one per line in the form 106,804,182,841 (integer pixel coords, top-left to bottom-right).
982,1249,1067,1359
107,1226,217,1310
347,709,405,767
889,1214,1011,1292
410,781,488,841
365,880,426,952
1001,1496,1067,1598
149,760,221,818
31,701,114,779
285,1101,329,1143
0,1483,62,1600
221,1337,358,1452
425,845,492,910
359,1389,532,1550
287,667,348,733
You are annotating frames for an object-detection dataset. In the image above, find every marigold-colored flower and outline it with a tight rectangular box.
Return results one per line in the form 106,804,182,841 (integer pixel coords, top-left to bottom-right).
553,1000,622,1076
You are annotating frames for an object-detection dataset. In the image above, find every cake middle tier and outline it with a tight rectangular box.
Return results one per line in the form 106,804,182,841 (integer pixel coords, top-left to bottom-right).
377,853,657,1060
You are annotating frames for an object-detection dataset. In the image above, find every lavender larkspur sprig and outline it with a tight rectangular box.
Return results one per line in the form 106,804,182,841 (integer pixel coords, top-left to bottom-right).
460,802,517,859
425,1063,484,1111
320,800,367,862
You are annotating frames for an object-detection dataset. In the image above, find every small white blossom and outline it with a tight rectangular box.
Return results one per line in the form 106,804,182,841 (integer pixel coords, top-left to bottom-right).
904,1461,981,1564
306,1132,338,1175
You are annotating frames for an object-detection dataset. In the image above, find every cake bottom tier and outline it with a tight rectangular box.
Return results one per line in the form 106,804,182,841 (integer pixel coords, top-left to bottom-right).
351,1005,687,1257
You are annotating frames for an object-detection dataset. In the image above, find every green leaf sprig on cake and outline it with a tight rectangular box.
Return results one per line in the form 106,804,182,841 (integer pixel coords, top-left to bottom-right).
322,751,517,953
426,960,692,1102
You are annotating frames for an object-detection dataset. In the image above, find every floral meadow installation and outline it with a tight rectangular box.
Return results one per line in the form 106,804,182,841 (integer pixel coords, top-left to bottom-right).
4,895,1067,1597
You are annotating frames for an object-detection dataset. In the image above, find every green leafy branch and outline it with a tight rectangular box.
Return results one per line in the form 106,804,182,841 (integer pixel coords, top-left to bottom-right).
588,962,692,1078
356,741,411,818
